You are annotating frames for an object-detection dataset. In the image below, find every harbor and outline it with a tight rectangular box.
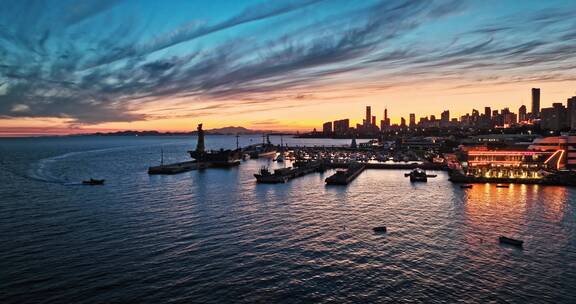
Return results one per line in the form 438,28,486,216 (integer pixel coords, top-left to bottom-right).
146,124,576,188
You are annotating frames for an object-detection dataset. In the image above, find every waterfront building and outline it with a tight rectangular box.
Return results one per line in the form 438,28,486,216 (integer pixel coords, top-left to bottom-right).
462,149,557,179
529,134,576,170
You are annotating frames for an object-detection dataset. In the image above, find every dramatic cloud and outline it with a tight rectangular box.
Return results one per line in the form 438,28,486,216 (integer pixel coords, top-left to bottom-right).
0,0,575,125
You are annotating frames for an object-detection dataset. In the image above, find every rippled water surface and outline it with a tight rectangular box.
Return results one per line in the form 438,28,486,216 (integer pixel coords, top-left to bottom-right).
1,136,575,303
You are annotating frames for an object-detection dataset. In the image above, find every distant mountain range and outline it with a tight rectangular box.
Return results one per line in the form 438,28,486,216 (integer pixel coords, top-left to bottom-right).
80,126,294,136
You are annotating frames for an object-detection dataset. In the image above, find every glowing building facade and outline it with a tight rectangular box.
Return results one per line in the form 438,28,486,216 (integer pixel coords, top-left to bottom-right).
464,150,557,179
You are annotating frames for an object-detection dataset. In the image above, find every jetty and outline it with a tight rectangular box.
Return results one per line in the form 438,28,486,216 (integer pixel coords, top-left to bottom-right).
148,161,211,175
254,161,325,183
148,124,240,175
325,163,366,185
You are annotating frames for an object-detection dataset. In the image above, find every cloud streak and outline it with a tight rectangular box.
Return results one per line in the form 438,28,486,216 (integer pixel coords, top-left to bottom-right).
1,0,576,125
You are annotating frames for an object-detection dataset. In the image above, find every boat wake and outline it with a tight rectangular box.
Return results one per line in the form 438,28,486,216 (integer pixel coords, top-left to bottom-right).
26,142,188,185
28,146,136,184
28,152,75,184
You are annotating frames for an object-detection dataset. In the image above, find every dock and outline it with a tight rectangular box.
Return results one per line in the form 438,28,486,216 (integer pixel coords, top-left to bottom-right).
255,161,325,183
148,161,210,175
325,163,366,185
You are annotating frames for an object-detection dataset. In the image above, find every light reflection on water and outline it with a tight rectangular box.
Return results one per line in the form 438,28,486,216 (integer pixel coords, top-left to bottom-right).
0,136,575,303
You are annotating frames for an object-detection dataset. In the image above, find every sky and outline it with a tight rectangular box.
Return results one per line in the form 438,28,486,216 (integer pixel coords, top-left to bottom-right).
1,0,576,136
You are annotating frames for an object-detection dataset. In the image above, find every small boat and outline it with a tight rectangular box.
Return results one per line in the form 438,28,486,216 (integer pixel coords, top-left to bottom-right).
460,184,473,189
373,226,387,233
82,178,105,185
496,184,510,188
405,168,428,182
499,236,523,247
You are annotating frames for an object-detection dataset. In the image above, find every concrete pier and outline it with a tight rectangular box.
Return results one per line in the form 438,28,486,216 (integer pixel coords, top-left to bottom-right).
325,163,366,185
148,161,210,175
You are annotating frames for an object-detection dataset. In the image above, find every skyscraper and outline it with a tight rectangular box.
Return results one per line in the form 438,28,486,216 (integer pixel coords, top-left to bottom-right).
409,113,416,127
568,96,576,130
323,121,332,134
441,110,450,127
519,105,527,122
532,88,541,117
400,117,406,128
371,115,376,126
484,107,491,119
365,106,371,126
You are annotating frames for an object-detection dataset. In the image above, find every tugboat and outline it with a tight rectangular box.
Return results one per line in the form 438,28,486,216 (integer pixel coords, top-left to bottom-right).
188,124,241,167
82,178,105,185
405,168,428,182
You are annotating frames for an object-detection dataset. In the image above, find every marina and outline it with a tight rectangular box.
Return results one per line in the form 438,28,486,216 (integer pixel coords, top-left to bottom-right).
145,127,576,188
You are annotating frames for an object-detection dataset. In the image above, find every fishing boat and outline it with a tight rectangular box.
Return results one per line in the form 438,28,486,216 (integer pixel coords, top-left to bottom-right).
258,135,277,158
460,184,473,189
496,184,510,188
82,178,105,185
254,167,290,183
499,236,523,247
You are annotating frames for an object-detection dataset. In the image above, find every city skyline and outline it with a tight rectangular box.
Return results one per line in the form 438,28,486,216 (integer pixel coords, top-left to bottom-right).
316,88,576,136
2,0,576,136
